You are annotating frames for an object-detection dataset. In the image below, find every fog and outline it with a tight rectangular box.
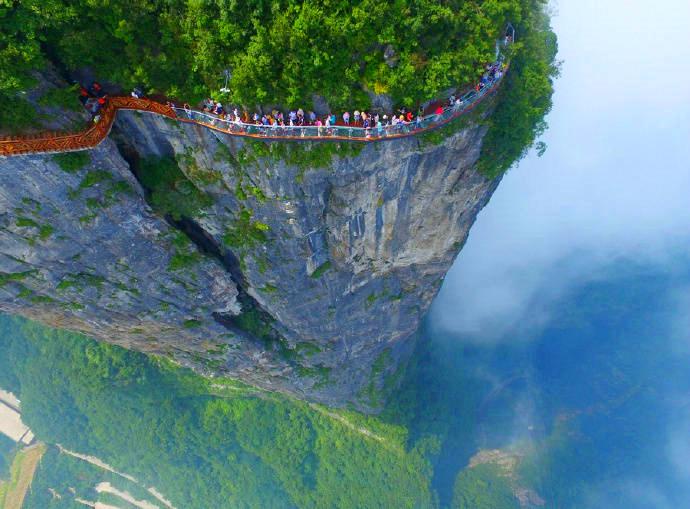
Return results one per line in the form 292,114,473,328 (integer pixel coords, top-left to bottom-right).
424,1,690,506
430,0,690,341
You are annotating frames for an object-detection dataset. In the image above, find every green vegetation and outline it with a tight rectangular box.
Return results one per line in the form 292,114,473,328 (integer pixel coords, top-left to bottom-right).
230,306,278,347
1,1,556,179
0,315,435,509
0,443,47,509
359,348,392,407
451,464,519,509
0,0,526,120
78,170,111,189
38,84,81,111
138,156,213,220
183,318,201,328
176,148,223,186
52,152,91,173
451,464,520,509
167,232,204,271
296,342,322,357
14,217,38,228
0,435,15,479
310,261,332,279
222,208,270,249
477,2,559,177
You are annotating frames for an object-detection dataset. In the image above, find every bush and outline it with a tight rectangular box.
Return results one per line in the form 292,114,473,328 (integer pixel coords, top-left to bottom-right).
2,0,524,112
53,152,91,173
477,2,560,178
138,157,213,220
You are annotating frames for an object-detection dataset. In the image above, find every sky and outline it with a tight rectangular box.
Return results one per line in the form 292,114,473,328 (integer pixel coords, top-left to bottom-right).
430,0,690,341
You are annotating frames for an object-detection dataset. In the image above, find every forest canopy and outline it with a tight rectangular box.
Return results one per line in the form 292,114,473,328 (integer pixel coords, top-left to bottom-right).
2,0,540,111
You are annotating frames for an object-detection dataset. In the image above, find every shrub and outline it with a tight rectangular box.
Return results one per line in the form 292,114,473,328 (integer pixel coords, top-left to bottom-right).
53,152,91,173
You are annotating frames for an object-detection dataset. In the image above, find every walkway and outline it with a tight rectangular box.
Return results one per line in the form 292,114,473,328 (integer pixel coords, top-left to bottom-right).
0,69,506,158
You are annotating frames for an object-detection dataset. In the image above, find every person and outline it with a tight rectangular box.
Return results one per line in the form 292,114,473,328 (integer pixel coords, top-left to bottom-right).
131,87,144,99
88,96,107,118
214,102,224,116
253,112,260,124
343,111,350,125
309,111,316,124
434,105,444,118
89,82,105,98
354,110,360,124
79,87,90,106
406,111,413,122
183,103,192,119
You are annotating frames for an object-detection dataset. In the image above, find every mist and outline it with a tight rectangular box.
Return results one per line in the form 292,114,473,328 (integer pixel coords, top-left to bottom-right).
430,0,690,341
421,1,690,506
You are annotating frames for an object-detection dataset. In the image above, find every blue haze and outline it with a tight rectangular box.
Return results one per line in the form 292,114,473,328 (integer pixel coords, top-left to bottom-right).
423,0,690,506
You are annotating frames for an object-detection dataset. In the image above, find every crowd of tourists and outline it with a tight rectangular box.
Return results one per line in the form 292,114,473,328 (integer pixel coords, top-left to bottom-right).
175,57,507,137
77,45,507,137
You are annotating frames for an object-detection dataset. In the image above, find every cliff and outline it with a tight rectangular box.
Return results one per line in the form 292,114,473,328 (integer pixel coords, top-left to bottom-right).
0,107,499,411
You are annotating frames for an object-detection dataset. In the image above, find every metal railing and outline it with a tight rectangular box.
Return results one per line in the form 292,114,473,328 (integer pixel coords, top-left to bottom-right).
170,71,504,142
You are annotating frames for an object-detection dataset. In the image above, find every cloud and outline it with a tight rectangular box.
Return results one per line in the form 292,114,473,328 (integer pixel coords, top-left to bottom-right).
430,0,690,341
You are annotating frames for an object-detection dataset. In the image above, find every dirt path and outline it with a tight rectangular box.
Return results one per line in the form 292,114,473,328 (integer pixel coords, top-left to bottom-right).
57,445,177,509
308,404,387,443
96,482,160,509
56,444,139,483
0,442,47,509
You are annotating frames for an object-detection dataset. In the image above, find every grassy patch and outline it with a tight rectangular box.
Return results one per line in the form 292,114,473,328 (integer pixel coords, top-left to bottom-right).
15,217,38,228
167,232,204,271
15,218,53,242
261,283,278,294
38,84,81,111
0,271,36,288
79,170,112,189
296,342,322,357
53,152,91,173
222,208,269,249
139,157,213,220
0,443,47,509
359,348,392,408
310,261,331,279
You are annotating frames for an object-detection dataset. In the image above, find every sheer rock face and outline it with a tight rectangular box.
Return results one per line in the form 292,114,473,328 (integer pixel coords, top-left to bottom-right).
0,110,499,411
